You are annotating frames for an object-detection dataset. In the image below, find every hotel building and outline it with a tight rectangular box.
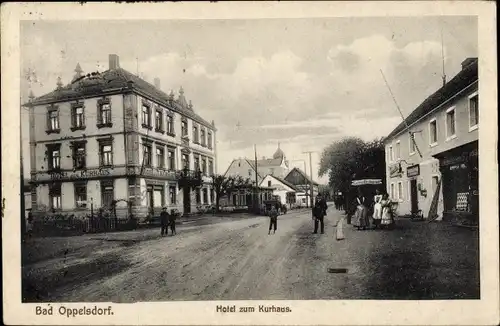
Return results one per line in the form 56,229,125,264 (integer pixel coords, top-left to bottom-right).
25,54,217,220
383,57,478,222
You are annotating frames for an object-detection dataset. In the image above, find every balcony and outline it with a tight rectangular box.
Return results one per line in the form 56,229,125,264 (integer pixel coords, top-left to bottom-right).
178,167,202,189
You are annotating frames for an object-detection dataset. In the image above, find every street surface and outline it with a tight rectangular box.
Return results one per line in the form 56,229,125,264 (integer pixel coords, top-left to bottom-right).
23,205,479,302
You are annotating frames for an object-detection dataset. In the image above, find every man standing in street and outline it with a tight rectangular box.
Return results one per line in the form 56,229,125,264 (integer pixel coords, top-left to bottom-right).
313,193,328,234
160,207,169,237
169,209,177,236
268,205,278,235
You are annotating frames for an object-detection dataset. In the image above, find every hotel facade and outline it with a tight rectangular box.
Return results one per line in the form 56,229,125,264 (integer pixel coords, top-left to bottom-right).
26,54,217,220
383,58,478,222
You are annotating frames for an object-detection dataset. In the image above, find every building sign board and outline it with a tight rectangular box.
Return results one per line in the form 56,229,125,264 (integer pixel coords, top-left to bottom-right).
142,167,179,180
351,179,382,186
32,167,130,182
389,164,402,178
406,164,420,178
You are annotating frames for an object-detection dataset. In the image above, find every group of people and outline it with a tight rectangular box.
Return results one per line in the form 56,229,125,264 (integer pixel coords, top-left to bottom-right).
267,193,328,235
333,194,345,211
352,189,395,230
160,207,177,236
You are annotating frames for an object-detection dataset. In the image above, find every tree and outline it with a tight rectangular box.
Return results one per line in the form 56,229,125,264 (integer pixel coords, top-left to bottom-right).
211,174,252,212
319,136,385,197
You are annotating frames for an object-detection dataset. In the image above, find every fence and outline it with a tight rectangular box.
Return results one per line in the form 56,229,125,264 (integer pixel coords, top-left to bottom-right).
30,215,138,237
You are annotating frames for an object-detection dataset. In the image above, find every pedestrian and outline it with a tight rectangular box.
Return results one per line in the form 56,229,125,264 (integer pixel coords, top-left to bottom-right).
353,189,369,230
169,209,177,235
313,193,328,234
268,205,278,235
160,206,169,236
372,189,383,229
26,210,33,239
380,193,395,229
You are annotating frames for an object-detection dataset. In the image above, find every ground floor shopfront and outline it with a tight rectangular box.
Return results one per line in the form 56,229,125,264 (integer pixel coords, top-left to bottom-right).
434,141,479,223
30,166,215,220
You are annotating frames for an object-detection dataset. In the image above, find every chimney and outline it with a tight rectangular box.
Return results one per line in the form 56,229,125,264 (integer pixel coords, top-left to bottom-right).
109,54,120,70
461,57,477,70
154,77,161,89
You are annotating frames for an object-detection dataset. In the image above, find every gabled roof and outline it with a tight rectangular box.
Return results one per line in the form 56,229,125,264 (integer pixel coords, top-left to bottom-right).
284,167,319,186
385,58,478,140
261,174,300,192
25,67,216,131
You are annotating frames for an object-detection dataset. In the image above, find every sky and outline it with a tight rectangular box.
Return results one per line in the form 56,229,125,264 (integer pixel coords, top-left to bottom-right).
20,17,478,184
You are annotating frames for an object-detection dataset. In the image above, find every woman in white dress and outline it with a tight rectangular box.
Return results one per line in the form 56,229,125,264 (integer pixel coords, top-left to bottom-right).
380,192,394,229
372,189,383,229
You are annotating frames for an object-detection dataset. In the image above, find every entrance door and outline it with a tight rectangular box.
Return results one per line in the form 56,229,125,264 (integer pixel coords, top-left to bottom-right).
146,187,154,215
183,187,191,214
410,179,419,213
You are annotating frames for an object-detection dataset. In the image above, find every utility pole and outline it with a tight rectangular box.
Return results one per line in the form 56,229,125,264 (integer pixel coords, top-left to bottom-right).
303,151,315,209
254,144,259,213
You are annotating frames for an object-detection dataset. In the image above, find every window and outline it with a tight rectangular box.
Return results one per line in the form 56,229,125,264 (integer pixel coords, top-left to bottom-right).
208,159,214,176
397,181,403,201
49,183,62,210
193,125,199,143
100,180,114,209
155,109,164,132
389,145,394,162
143,143,152,167
156,146,165,168
469,93,479,130
74,183,87,208
169,186,177,204
268,180,272,187
181,120,188,137
429,119,438,145
153,185,165,207
203,188,208,204
200,128,206,146
182,153,190,169
99,140,113,167
390,183,395,199
202,157,207,175
128,177,137,202
72,141,86,169
207,132,213,149
409,133,416,155
395,141,401,160
196,188,201,204
194,155,200,171
71,105,85,130
168,148,176,171
97,98,112,127
47,144,61,170
46,108,60,133
167,114,175,135
142,105,151,128
446,107,456,139
210,188,214,203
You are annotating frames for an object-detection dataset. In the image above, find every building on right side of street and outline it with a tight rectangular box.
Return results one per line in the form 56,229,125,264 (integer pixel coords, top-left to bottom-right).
383,57,478,223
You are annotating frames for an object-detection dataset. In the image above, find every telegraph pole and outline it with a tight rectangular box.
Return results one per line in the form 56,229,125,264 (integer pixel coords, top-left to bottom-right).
254,144,259,213
303,151,315,209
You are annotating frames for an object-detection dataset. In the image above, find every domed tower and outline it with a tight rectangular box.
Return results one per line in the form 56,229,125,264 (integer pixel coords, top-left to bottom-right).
272,142,285,160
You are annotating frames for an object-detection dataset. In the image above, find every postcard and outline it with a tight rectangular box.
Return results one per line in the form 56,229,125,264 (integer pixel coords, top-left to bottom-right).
1,2,498,325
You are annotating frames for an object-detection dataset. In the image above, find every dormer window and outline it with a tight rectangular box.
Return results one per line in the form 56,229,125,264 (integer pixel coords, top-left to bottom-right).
97,98,112,128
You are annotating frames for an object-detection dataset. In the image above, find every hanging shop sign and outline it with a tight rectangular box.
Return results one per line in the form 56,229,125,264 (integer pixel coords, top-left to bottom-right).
406,164,420,178
351,179,382,186
33,168,113,182
389,163,402,178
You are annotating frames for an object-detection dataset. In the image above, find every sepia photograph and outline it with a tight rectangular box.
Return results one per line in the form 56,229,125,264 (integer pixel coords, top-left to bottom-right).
2,2,498,325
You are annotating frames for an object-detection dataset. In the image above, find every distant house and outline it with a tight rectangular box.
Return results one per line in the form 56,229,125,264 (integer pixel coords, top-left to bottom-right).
218,185,275,212
223,144,290,184
284,167,319,207
259,174,300,209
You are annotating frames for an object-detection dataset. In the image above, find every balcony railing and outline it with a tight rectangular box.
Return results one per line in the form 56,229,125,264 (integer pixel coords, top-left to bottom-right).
178,167,203,188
